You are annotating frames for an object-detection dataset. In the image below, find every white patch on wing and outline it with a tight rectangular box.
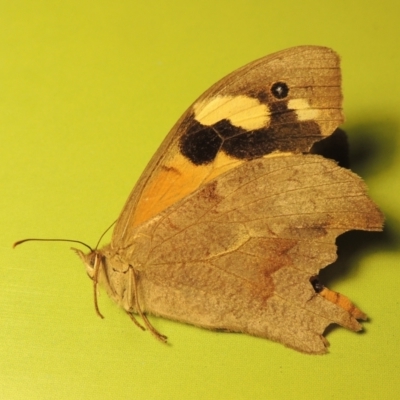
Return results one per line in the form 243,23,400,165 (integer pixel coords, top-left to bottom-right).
288,98,320,121
194,95,270,130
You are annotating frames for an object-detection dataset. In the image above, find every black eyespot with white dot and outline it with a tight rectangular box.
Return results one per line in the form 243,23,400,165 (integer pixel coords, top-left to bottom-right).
270,81,289,99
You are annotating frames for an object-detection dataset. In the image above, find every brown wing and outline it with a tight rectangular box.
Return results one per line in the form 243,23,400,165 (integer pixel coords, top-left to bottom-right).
130,154,383,353
113,46,343,244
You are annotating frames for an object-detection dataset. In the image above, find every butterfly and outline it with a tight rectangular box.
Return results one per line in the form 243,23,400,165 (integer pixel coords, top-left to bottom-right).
16,46,384,354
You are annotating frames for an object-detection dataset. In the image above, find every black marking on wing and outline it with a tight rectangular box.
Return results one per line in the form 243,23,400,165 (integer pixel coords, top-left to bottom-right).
179,100,322,166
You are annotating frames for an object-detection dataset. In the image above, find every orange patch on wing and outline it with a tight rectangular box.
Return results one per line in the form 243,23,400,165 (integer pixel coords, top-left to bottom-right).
320,287,367,320
203,152,244,183
131,153,210,227
131,151,244,228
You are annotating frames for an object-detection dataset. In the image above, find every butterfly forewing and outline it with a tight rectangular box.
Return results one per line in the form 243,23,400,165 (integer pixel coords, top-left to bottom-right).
113,46,343,243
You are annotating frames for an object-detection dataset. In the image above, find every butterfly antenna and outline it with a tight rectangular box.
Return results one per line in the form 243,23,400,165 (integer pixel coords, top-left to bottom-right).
95,220,117,249
13,238,93,252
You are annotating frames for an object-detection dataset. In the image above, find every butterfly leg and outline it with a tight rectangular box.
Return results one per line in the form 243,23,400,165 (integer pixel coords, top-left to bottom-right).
128,266,168,343
126,311,146,331
92,252,105,319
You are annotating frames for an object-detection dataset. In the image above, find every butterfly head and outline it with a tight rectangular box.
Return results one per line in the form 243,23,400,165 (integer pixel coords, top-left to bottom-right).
73,248,101,280
73,247,105,319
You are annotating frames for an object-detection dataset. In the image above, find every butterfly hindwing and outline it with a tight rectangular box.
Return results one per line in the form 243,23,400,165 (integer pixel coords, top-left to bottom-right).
127,154,382,353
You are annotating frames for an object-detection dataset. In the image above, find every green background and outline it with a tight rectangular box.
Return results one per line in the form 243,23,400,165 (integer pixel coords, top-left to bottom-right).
1,1,399,399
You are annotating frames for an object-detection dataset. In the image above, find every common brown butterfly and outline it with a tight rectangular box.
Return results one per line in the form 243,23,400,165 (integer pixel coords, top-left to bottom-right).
16,46,383,354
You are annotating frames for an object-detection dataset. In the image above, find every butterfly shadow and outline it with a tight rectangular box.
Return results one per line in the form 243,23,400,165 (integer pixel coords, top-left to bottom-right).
316,118,399,298
312,118,399,337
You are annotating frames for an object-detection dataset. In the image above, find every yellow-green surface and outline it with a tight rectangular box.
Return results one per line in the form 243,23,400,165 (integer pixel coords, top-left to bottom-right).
1,1,399,399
